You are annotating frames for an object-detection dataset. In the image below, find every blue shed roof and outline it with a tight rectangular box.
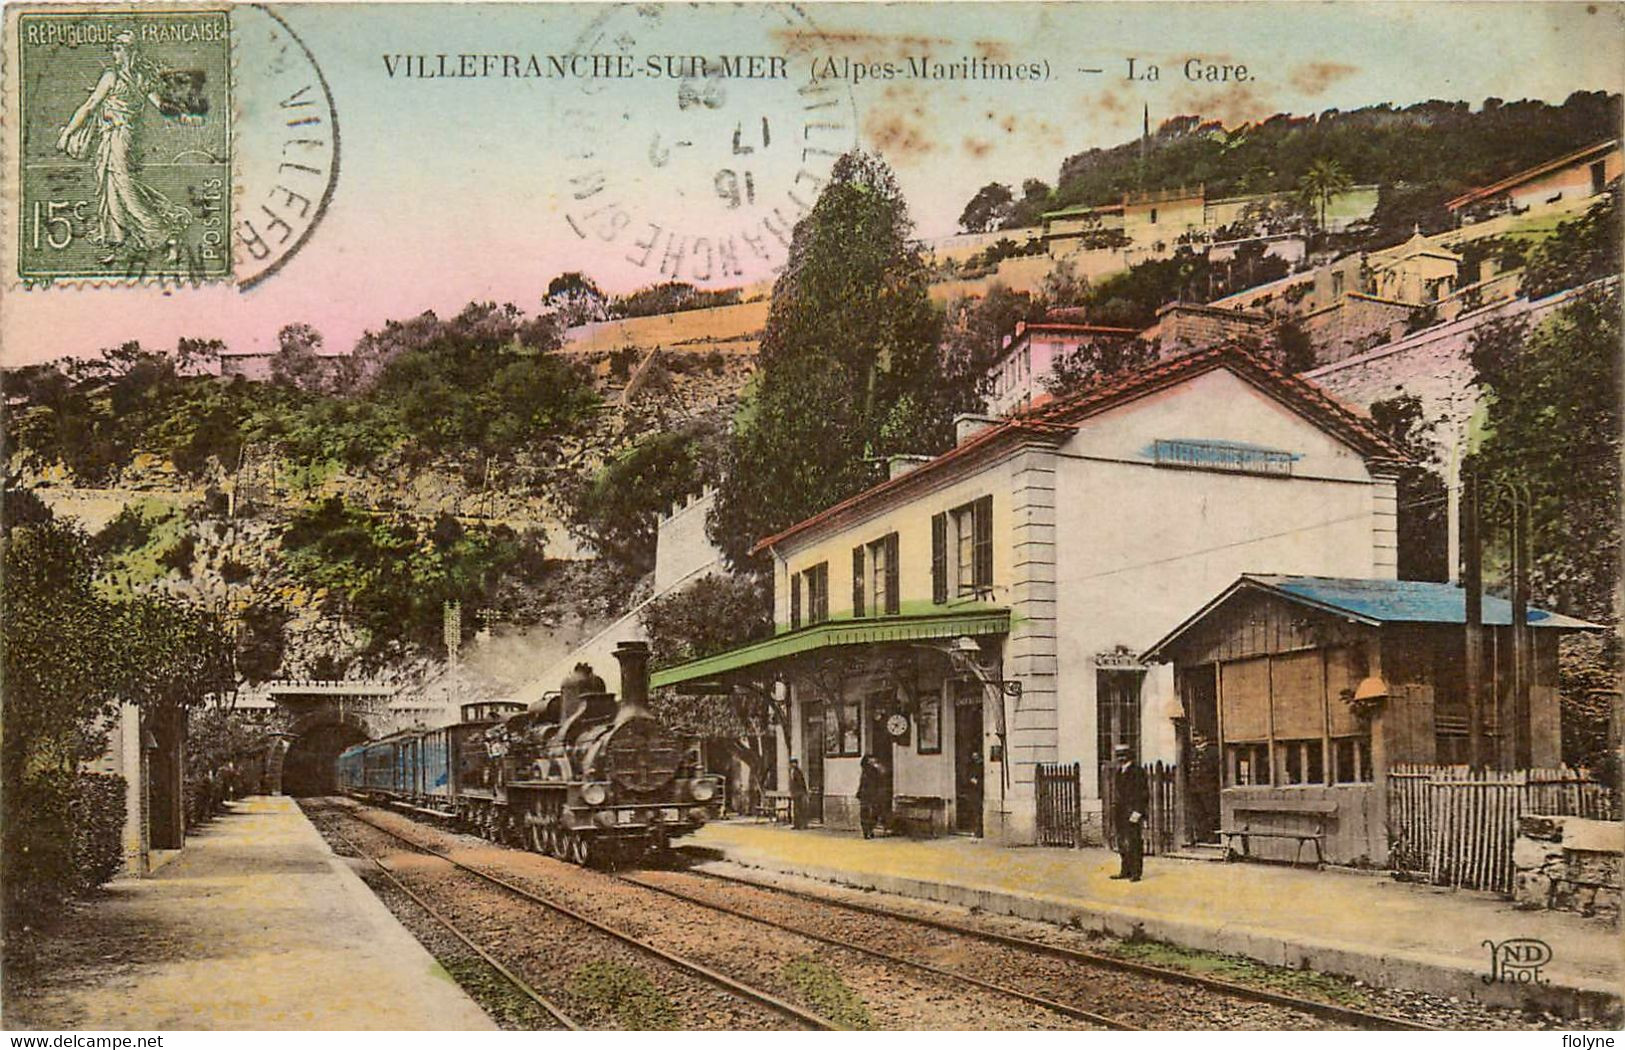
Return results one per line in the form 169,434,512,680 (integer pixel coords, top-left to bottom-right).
1243,575,1600,629
1144,575,1600,662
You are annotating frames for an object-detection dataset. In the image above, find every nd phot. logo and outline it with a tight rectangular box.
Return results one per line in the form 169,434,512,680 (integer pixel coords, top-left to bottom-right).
1482,938,1552,985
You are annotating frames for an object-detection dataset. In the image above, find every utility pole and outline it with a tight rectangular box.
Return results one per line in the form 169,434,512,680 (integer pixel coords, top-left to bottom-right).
1462,469,1484,769
1510,484,1532,768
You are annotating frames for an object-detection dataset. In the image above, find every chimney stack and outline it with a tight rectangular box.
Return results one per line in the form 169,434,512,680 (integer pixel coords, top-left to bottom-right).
955,413,1000,445
613,641,653,722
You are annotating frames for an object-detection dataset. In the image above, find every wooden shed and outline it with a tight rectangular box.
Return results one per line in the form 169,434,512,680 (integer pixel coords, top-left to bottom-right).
1142,575,1598,867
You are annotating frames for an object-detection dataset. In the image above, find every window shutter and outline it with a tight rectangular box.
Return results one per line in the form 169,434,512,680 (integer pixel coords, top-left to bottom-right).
973,495,994,591
852,546,866,617
884,533,900,615
813,564,828,623
790,572,801,630
931,513,947,604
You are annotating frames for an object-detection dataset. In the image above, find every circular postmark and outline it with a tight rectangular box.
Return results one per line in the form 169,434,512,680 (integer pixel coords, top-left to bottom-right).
555,4,859,285
231,4,338,291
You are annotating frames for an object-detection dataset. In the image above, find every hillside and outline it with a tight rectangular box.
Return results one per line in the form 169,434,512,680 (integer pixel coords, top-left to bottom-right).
969,93,1621,236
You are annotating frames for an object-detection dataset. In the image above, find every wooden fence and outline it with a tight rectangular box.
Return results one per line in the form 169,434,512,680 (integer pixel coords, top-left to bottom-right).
1101,761,1181,856
1036,762,1085,847
1035,761,1181,852
1388,764,1616,895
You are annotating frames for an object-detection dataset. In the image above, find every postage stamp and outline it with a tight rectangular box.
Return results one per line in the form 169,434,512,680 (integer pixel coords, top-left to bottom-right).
15,9,231,283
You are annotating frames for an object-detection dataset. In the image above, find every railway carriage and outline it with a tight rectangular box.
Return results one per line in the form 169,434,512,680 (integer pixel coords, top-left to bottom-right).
336,641,723,866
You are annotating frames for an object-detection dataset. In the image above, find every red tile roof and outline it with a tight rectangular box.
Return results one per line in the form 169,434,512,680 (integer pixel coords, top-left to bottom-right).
751,345,1409,555
1445,139,1619,211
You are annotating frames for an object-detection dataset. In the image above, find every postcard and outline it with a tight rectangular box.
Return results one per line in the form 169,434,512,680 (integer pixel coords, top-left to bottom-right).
2,1,1621,1035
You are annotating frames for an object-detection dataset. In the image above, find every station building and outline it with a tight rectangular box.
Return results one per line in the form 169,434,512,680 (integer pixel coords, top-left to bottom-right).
652,346,1410,843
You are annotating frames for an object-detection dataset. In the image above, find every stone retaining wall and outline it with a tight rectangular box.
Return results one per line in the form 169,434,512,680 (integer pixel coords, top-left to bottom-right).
1513,814,1622,925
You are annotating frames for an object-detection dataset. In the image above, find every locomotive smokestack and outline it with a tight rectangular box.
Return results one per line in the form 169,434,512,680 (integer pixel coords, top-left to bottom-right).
613,640,653,722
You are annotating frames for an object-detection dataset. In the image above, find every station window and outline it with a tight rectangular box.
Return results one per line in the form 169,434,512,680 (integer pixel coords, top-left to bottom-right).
862,533,899,616
933,495,992,603
825,695,861,757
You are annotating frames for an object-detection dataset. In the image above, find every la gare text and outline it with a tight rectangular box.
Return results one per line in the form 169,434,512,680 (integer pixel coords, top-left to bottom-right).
381,53,788,80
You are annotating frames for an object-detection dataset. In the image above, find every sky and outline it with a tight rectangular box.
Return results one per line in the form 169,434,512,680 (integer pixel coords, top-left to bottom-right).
3,1,1622,366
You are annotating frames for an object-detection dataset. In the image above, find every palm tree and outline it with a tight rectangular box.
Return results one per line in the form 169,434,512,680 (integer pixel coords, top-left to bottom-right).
1298,158,1354,234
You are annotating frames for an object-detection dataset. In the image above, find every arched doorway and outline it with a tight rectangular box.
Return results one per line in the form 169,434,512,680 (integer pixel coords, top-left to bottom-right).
277,713,370,797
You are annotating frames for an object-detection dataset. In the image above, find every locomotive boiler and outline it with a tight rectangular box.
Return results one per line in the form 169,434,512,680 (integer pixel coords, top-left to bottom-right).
338,640,724,866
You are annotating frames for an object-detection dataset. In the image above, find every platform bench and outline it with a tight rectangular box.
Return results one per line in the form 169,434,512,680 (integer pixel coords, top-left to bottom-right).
761,791,794,824
1221,799,1338,868
890,795,946,838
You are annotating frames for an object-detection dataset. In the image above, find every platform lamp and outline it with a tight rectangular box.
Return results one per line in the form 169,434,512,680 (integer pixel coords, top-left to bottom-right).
950,636,1022,792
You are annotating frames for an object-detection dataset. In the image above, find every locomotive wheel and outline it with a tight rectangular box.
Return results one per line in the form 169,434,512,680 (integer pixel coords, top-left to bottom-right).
566,832,588,865
527,821,545,854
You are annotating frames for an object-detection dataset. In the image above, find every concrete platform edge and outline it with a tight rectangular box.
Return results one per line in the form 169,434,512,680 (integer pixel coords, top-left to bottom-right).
698,857,1622,1019
289,802,499,1030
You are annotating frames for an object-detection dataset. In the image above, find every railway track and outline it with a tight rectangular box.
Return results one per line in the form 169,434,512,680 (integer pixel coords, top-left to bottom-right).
317,798,1438,1031
315,801,838,1030
646,865,1437,1032
325,824,581,1030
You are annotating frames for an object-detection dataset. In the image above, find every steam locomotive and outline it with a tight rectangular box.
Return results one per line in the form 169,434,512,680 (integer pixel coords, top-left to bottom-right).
337,641,723,865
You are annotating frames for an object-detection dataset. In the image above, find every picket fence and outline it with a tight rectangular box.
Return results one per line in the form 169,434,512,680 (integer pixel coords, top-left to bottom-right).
1388,764,1616,895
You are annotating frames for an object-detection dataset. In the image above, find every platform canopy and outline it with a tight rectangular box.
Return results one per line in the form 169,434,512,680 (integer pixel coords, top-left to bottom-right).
649,608,1011,692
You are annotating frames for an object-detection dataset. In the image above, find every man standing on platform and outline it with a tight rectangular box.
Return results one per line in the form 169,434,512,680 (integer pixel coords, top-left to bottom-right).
857,754,885,838
788,757,809,829
1110,743,1148,881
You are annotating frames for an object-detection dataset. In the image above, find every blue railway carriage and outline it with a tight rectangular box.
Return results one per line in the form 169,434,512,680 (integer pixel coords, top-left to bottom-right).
335,641,724,867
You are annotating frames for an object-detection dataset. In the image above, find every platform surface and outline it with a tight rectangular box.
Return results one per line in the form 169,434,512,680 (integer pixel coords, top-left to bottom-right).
9,795,496,1030
690,819,1623,1017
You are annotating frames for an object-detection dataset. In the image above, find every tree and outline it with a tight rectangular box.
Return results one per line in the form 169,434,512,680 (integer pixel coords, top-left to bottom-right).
1519,188,1619,300
1043,337,1159,396
3,503,233,921
1297,157,1353,233
1468,287,1620,622
709,151,944,569
1468,288,1621,774
1273,318,1316,374
270,323,330,393
958,182,1014,233
940,284,1046,416
640,573,777,807
570,422,721,575
544,271,609,328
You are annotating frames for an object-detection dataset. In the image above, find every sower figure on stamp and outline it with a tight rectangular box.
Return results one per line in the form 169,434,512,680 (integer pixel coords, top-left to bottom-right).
788,757,809,829
857,754,886,839
1110,744,1149,881
55,30,201,264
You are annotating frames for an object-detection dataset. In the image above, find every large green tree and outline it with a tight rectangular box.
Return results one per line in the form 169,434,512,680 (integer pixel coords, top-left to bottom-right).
1468,287,1621,774
709,151,945,568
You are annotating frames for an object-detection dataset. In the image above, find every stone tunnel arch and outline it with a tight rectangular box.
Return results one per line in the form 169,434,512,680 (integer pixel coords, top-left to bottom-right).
272,711,373,797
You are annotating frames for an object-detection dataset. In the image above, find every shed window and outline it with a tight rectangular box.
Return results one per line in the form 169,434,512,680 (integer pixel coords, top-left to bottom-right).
1332,736,1372,783
1228,742,1271,786
1278,739,1324,786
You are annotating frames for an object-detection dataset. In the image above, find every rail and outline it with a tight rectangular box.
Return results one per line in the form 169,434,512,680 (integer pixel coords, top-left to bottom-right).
332,804,839,1030
682,866,1437,1032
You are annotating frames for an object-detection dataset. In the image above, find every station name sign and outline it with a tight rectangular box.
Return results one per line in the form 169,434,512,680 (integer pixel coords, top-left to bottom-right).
1152,438,1295,477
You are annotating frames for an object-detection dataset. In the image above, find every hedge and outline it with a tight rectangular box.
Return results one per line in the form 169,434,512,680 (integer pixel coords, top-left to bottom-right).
3,771,127,929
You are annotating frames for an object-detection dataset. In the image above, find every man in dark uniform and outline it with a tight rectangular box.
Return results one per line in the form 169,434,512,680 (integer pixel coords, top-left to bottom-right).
857,754,885,838
1110,743,1149,881
788,757,809,829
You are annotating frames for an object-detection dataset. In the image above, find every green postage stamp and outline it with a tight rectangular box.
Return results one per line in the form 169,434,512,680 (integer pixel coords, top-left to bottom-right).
15,9,231,282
